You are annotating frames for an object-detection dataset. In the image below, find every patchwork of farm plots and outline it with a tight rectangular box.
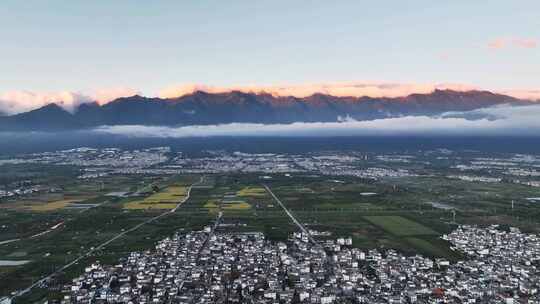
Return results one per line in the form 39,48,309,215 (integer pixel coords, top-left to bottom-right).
5,172,531,300
14,197,99,212
202,187,273,212
236,186,267,197
123,186,187,210
29,199,84,211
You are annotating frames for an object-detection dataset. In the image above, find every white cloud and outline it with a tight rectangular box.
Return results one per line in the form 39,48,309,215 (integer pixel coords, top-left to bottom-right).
0,87,139,115
90,87,140,105
0,91,91,115
499,89,540,101
94,104,540,137
488,37,538,50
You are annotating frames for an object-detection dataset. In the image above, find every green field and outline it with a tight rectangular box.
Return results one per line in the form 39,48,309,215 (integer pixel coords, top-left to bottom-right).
363,215,439,236
404,237,459,258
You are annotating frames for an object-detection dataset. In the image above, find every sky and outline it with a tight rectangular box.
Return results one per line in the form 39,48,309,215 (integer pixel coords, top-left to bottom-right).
0,1,539,113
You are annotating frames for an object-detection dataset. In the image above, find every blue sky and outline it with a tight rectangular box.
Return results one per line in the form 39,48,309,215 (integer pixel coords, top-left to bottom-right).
0,1,538,98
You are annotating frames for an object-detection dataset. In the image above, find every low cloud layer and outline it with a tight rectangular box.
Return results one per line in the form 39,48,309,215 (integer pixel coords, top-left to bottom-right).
94,104,540,138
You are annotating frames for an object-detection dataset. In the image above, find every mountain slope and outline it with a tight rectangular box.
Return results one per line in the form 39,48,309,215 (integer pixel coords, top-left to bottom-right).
0,104,82,131
0,89,528,131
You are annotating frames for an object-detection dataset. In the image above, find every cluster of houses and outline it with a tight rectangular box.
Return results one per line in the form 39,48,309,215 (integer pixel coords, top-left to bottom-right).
442,225,540,302
5,148,540,187
163,151,415,179
0,147,171,180
0,183,58,199
452,156,540,188
0,187,39,198
295,155,415,180
62,223,540,303
447,175,502,183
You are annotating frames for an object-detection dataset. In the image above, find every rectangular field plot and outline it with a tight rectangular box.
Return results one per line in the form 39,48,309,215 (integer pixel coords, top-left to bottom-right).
222,201,251,210
236,186,268,197
363,215,438,236
203,200,252,211
404,237,459,259
28,198,94,212
124,186,187,210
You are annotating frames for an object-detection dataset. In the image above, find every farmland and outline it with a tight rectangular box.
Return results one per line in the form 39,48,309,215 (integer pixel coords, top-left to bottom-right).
237,186,267,197
1,149,540,302
28,198,92,212
222,201,251,210
363,215,439,236
123,186,187,210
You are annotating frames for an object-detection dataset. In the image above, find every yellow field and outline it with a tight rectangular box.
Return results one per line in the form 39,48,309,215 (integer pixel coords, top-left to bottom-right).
203,199,251,211
146,186,187,202
124,186,187,210
29,199,81,211
237,187,267,197
203,200,219,209
222,201,251,210
123,202,178,210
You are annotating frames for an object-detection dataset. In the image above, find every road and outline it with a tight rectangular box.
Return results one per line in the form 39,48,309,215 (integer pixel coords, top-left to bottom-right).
190,211,222,302
263,184,321,248
263,184,340,273
10,176,205,300
171,176,203,212
196,211,222,262
1,200,110,247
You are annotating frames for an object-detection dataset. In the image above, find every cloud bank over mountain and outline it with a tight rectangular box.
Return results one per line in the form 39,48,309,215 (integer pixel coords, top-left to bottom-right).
0,87,139,115
93,103,540,138
0,91,91,115
157,82,480,99
1,82,539,115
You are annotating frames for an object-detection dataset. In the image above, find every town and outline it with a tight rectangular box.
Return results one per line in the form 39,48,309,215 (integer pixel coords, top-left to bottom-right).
3,148,540,186
63,221,540,304
2,146,540,303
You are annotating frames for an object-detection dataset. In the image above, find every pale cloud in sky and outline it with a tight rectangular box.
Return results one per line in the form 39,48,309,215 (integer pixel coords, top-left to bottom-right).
499,89,540,101
488,38,507,49
90,87,141,105
488,37,538,50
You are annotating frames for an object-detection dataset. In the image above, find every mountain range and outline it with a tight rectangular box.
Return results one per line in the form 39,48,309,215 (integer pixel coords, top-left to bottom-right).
0,89,533,131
